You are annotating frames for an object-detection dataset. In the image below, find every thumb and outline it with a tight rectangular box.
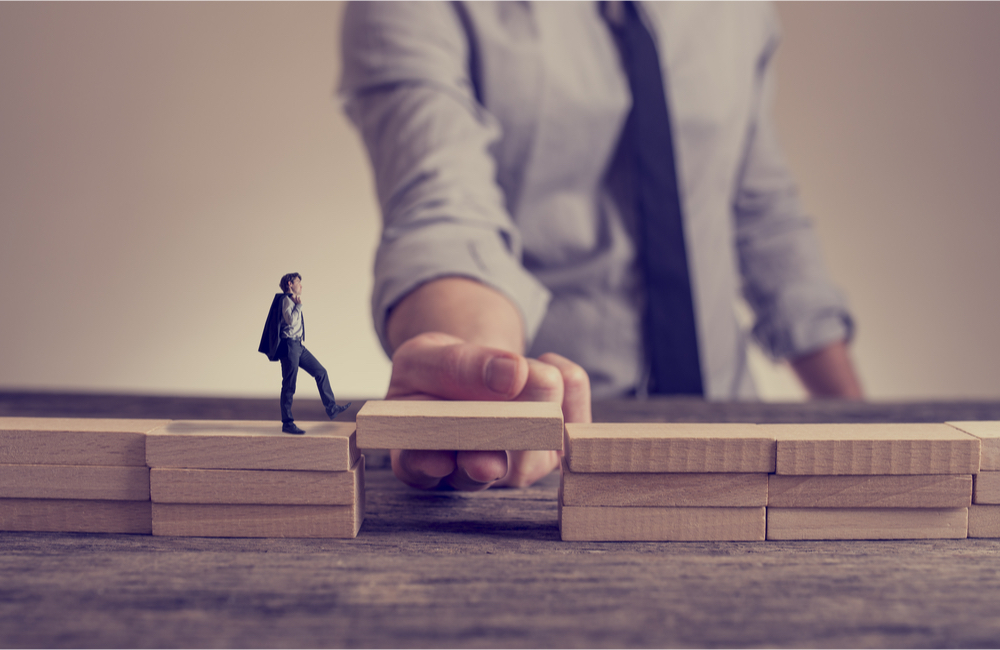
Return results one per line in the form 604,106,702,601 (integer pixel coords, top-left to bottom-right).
388,332,529,401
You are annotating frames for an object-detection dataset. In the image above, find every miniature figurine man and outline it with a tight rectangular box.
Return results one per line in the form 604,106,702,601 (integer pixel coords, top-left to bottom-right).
259,272,349,434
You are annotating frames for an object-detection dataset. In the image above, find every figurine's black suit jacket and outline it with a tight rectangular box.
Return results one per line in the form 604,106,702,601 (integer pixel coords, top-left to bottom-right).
258,293,304,361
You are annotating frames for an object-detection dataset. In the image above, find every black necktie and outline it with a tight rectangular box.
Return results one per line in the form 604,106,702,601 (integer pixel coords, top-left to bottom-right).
607,1,704,396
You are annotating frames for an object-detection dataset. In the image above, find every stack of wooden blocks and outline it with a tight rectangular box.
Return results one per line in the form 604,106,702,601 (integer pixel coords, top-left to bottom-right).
3,407,1000,544
766,423,978,540
0,417,164,534
949,421,1000,538
560,423,772,541
147,420,364,538
560,420,1000,541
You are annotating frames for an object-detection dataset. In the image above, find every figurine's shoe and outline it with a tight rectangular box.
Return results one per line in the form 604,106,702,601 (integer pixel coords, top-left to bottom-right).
282,423,306,435
327,402,351,420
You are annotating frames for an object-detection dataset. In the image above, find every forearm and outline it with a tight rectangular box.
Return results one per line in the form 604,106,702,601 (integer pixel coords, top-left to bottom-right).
790,340,864,399
385,276,525,355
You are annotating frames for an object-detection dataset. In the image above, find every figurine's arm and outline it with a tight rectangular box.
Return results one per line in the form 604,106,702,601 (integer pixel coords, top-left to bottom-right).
281,296,301,327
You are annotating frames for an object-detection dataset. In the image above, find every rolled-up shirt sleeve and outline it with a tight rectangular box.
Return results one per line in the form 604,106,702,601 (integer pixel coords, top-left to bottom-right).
733,11,854,361
338,2,551,356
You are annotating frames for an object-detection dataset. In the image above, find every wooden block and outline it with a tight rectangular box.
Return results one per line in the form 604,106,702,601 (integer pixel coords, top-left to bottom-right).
947,421,1000,470
768,474,972,508
558,501,766,542
0,417,166,466
0,465,149,501
151,456,363,505
968,505,1000,538
146,420,358,471
152,473,365,539
564,423,774,473
355,400,563,451
0,499,152,534
973,471,1000,504
766,508,968,540
560,459,766,507
767,423,980,475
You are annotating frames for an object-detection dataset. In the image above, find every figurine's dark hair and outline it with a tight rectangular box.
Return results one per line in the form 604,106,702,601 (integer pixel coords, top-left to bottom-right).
279,273,301,292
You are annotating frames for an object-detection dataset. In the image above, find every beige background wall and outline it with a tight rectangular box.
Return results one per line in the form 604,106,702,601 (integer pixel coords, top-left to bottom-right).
1,2,998,401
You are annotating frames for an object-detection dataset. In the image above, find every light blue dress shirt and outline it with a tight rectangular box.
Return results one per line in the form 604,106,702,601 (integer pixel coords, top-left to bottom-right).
339,1,853,400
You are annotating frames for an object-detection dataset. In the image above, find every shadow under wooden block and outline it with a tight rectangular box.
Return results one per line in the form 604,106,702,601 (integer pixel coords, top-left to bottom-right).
146,420,358,471
564,423,775,473
558,500,766,542
766,508,968,540
766,423,981,475
0,499,152,534
969,505,1000,537
0,417,167,466
948,422,1000,470
973,471,1000,504
560,459,766,507
767,474,972,508
0,465,149,501
151,456,363,506
356,400,563,450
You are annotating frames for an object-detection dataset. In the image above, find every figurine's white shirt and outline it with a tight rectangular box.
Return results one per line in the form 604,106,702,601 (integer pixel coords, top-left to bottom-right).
280,295,304,341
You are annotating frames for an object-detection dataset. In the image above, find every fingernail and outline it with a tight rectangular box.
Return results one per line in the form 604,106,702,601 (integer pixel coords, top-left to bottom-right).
485,357,518,395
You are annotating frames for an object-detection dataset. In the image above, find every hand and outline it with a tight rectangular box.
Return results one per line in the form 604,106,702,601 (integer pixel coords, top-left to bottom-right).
291,294,302,305
386,332,591,491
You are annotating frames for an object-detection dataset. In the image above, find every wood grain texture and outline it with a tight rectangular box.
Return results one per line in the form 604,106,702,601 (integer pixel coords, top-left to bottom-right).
355,400,563,450
973,471,1000,504
947,421,1000,470
560,459,766,506
0,417,166,466
9,394,1000,649
145,420,358,471
0,498,151,533
968,505,1000,538
767,423,981,475
152,493,364,539
151,456,363,505
766,508,969,540
559,502,766,541
0,464,149,501
564,422,775,473
767,474,972,508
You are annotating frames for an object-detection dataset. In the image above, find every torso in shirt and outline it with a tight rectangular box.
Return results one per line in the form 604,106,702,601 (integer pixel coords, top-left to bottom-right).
281,294,304,341
457,2,772,398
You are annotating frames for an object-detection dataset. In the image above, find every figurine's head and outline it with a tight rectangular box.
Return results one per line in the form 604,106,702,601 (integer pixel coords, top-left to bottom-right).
279,272,302,294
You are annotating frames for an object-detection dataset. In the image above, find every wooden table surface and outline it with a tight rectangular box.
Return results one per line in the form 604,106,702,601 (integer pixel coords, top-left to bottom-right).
2,391,1000,649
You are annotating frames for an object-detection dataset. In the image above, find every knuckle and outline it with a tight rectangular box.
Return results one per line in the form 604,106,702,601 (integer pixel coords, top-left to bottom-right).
439,344,470,384
532,361,564,390
561,362,590,391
